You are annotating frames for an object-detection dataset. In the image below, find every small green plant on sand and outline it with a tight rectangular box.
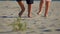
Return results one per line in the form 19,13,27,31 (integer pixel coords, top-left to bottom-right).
9,17,27,31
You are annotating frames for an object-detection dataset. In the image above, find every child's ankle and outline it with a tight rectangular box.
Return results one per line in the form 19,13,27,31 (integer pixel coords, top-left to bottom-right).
28,15,32,18
22,8,25,11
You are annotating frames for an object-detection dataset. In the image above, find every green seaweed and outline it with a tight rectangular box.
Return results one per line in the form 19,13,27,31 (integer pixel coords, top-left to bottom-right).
9,17,27,31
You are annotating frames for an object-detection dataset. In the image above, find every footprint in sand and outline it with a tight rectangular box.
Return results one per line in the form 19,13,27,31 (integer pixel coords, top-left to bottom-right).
42,29,52,32
55,29,60,31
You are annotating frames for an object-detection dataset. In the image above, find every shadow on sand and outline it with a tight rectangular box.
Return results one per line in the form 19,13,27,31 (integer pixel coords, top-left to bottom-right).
0,30,15,33
0,16,32,19
0,16,18,18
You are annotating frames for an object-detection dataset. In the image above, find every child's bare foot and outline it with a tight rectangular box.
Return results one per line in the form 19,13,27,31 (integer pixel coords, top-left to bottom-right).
28,15,32,18
44,15,46,17
18,11,24,17
37,11,41,15
44,15,48,17
18,8,25,17
28,16,32,18
18,12,22,17
37,12,40,15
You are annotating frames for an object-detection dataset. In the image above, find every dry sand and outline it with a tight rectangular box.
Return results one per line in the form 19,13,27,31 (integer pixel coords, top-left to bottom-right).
0,1,60,34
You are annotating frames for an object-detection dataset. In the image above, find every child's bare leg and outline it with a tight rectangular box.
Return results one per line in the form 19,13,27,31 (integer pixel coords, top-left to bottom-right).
37,0,44,15
44,1,50,17
17,1,25,17
28,4,32,17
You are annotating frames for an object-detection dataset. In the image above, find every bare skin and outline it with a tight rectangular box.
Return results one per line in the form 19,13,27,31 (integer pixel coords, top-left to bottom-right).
44,1,50,17
28,4,32,18
17,1,25,17
37,0,44,15
37,0,51,17
17,1,32,18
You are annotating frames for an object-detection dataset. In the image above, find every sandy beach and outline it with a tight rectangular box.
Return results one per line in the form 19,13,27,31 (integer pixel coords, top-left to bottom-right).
0,1,60,34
